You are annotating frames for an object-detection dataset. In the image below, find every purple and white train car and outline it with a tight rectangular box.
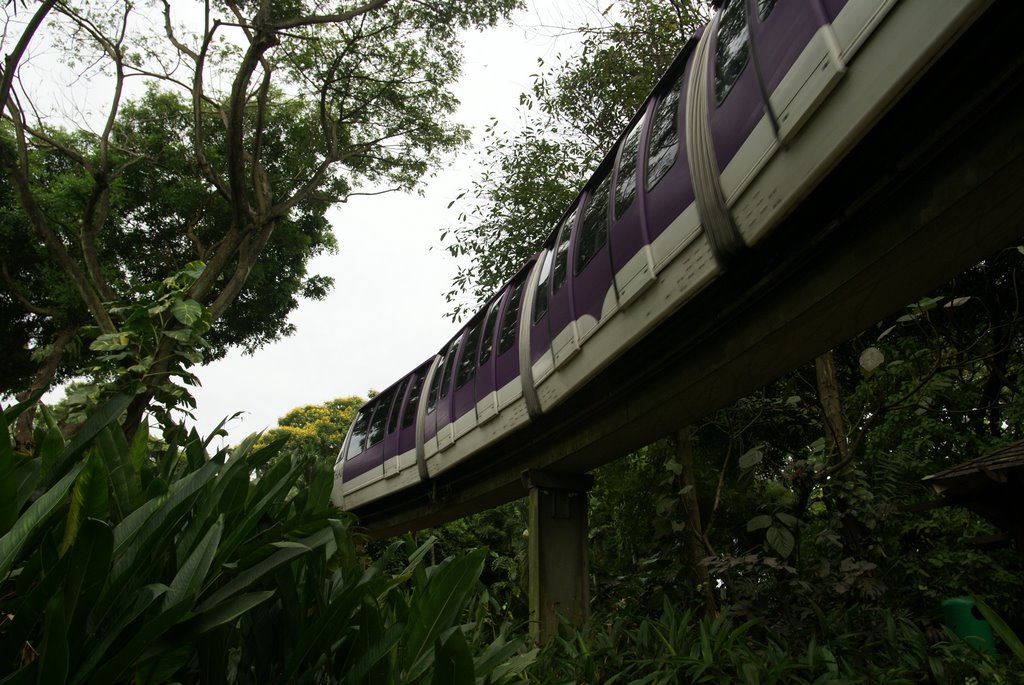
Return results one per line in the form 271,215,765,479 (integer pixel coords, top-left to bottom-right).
333,0,991,510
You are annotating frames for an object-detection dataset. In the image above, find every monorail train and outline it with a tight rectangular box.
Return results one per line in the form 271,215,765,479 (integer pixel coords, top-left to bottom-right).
332,0,990,510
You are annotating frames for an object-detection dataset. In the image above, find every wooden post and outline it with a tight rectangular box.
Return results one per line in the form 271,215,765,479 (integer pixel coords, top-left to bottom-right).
523,469,594,644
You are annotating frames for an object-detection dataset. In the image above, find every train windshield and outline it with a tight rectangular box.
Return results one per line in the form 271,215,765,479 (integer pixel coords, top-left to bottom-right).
344,408,370,460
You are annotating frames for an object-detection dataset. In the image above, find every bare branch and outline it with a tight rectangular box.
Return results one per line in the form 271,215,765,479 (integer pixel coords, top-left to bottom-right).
267,0,392,31
1,260,58,317
0,0,57,113
161,0,198,60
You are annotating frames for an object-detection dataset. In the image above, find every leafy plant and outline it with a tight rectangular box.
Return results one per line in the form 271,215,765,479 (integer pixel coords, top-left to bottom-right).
0,398,535,683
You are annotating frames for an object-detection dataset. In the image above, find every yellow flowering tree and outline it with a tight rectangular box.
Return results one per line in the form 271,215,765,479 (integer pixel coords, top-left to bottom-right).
256,396,364,490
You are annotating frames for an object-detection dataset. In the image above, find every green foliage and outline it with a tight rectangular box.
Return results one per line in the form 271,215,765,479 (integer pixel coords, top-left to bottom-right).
419,501,530,625
530,602,1014,684
0,399,535,683
1,0,523,437
60,262,213,427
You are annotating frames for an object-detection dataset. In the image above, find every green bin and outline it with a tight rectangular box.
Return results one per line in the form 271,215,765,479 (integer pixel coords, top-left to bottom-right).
942,596,996,656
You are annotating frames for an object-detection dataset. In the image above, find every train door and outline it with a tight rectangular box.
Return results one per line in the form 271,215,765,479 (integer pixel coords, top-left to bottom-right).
396,362,428,470
434,334,462,451
452,316,484,440
571,165,616,343
527,250,555,387
381,376,409,478
642,61,697,271
703,0,842,246
361,387,396,478
547,206,581,368
341,404,373,488
423,344,453,455
610,110,655,308
494,268,529,410
342,394,389,489
474,296,504,424
702,0,761,199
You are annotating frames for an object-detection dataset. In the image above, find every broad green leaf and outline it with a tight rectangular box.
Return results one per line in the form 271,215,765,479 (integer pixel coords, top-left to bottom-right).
0,410,18,535
71,583,168,683
345,622,404,685
974,596,1024,663
181,261,206,280
46,394,133,486
766,526,795,558
98,423,142,514
14,460,41,516
162,328,193,342
93,458,221,628
486,645,539,683
738,448,763,470
37,592,69,685
180,590,276,638
59,450,109,556
403,547,488,681
170,298,203,326
0,462,85,580
774,512,799,528
215,455,298,562
0,536,71,669
1,392,44,424
280,581,370,680
36,424,65,491
64,520,114,643
83,599,192,685
90,332,132,351
128,419,149,474
164,515,223,609
197,527,332,612
133,645,192,685
746,515,772,532
431,627,475,685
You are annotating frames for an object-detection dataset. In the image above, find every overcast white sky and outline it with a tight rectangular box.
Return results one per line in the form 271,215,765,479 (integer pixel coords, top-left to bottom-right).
188,2,606,445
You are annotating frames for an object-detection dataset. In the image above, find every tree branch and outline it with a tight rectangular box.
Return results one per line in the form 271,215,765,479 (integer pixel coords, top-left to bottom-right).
0,0,57,113
266,0,392,31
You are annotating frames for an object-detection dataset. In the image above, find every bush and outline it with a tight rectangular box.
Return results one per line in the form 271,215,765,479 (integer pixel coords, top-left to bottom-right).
0,396,535,683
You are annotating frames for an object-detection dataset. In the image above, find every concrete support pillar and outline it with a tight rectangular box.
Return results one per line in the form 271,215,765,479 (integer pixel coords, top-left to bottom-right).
523,469,594,644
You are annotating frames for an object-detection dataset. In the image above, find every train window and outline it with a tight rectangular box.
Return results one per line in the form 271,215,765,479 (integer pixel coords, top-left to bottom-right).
615,118,643,219
345,408,370,460
576,173,612,274
401,369,426,428
498,280,525,355
532,252,552,324
456,323,482,389
646,73,683,191
758,0,778,19
386,378,408,434
551,209,577,294
477,299,500,366
366,388,394,447
425,353,446,414
439,341,457,400
714,0,750,105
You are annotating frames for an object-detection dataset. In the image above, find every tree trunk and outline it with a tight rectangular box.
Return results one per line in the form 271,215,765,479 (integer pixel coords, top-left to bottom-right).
814,350,864,555
676,427,718,616
14,326,76,451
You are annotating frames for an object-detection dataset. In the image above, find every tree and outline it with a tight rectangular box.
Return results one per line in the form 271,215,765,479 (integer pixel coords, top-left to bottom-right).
0,0,521,441
254,395,363,488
